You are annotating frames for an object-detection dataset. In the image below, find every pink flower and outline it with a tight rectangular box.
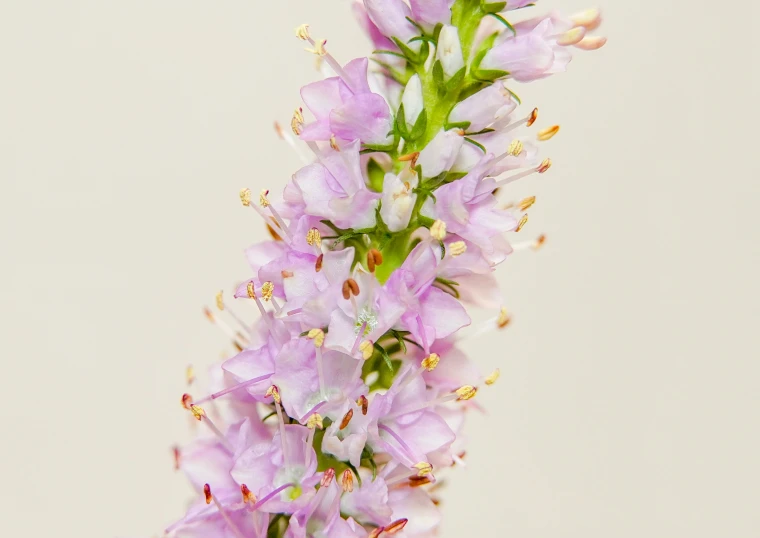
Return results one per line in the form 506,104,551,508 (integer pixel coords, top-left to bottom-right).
363,0,419,42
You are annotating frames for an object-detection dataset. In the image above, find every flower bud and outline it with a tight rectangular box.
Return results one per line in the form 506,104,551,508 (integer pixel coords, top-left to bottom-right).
436,25,464,79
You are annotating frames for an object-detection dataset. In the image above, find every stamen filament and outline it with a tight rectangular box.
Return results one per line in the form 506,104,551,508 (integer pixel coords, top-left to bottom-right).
194,373,273,405
351,322,367,355
211,493,247,538
377,424,419,463
383,393,460,421
315,345,327,399
274,121,310,164
250,482,297,512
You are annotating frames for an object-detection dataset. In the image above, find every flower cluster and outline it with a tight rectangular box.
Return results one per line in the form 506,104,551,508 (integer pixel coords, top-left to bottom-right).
166,1,605,537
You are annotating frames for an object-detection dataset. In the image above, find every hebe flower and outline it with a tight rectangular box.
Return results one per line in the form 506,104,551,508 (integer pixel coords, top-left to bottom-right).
166,2,605,536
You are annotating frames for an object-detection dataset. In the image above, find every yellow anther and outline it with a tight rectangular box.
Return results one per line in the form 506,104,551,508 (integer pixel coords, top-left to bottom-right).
215,291,224,311
485,368,500,385
557,27,586,46
518,196,536,212
534,234,547,250
239,188,252,207
341,469,354,492
430,220,447,241
265,385,281,404
306,413,324,430
190,405,205,421
359,340,374,360
507,139,524,156
515,214,529,232
527,107,538,127
305,38,327,56
295,24,310,41
537,125,560,141
246,282,256,299
455,385,477,401
448,241,467,257
537,158,552,174
259,189,271,208
185,365,195,385
329,135,340,151
261,281,274,301
497,307,511,329
413,462,433,476
421,353,440,371
307,328,325,348
306,227,322,247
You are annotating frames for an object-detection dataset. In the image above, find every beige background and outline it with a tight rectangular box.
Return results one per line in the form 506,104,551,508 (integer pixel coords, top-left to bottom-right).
1,0,759,536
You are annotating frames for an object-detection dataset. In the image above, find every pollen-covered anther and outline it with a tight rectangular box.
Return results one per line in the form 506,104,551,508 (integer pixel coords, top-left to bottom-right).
306,227,322,247
368,527,385,538
305,38,327,56
527,107,538,127
259,189,271,208
315,253,324,272
398,151,420,167
181,393,193,409
203,484,212,504
359,340,374,360
320,468,336,487
497,307,511,329
281,270,294,278
409,475,432,487
515,214,529,232
507,139,524,156
265,385,281,404
342,278,360,300
413,462,433,477
246,282,256,299
291,108,305,135
557,27,586,46
241,484,256,503
307,413,324,430
329,135,340,151
239,188,252,207
307,328,325,348
456,385,477,401
537,125,560,141
571,8,602,30
357,395,369,415
519,196,536,211
185,365,195,385
448,241,467,257
339,408,354,430
485,368,501,385
422,353,440,371
341,469,354,492
430,219,447,241
385,518,409,535
534,234,547,250
190,405,206,421
294,23,310,40
215,291,224,311
537,158,552,174
261,281,274,301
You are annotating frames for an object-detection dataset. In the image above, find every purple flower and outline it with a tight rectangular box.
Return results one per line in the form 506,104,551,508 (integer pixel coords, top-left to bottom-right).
410,0,454,28
384,243,471,352
285,141,380,230
363,0,419,42
299,58,393,146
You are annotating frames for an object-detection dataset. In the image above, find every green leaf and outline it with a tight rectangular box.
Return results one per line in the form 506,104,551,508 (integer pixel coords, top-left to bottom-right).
464,137,487,153
488,12,516,34
505,86,522,104
432,60,445,90
473,68,509,82
373,49,408,59
445,120,471,131
445,66,467,92
391,36,420,64
466,127,495,136
481,1,507,14
374,342,394,371
408,109,428,142
395,103,409,138
367,158,386,192
404,16,425,34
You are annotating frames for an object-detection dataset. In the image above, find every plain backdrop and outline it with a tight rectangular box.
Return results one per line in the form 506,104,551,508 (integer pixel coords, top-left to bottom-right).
1,0,759,536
